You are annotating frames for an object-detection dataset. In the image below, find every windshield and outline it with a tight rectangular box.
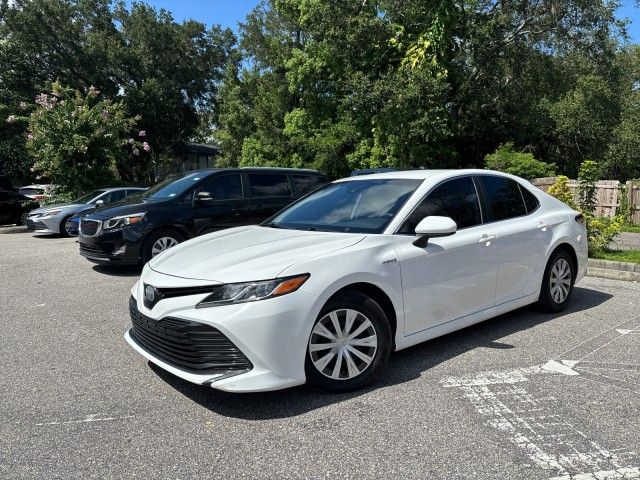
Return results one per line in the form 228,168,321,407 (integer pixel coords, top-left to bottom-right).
143,172,207,200
267,179,421,233
75,190,104,203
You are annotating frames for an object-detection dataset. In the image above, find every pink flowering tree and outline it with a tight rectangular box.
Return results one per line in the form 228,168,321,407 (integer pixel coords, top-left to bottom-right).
27,83,145,196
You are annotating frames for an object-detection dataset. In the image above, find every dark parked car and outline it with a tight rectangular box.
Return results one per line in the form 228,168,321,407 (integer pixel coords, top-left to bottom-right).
0,190,39,226
78,167,328,265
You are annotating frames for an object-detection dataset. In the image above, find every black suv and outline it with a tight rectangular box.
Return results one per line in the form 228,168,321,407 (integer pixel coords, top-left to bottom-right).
78,167,327,265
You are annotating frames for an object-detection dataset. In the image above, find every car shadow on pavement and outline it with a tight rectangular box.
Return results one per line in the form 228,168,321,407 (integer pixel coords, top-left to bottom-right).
149,285,613,420
0,225,29,234
93,264,142,277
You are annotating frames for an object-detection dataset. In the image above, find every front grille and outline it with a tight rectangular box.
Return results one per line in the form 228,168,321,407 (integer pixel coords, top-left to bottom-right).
80,219,101,237
79,242,109,259
128,297,253,373
26,219,47,231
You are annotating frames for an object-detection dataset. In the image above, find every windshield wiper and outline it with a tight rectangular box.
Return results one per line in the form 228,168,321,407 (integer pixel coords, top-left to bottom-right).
264,222,282,229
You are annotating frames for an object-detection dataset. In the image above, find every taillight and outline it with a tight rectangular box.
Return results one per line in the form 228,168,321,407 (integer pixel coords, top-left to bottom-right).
575,214,585,224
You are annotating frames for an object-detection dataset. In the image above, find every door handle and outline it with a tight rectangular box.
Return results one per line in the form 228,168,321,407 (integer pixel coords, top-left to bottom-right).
478,234,497,245
538,222,551,231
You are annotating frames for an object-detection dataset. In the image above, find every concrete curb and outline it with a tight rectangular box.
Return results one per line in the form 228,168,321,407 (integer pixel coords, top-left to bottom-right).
587,258,640,282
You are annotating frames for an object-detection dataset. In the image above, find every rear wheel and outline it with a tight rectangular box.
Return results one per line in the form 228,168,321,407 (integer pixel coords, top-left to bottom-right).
142,229,184,263
537,250,575,312
305,291,392,392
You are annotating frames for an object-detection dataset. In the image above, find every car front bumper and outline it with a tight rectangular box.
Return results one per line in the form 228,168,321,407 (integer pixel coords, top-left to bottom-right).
26,213,63,234
78,228,142,264
125,269,321,392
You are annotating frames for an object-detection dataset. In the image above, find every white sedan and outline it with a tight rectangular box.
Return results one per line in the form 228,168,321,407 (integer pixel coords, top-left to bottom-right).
126,169,587,393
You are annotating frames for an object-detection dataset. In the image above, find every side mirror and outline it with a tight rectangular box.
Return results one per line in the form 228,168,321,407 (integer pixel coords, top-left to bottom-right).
94,199,104,206
413,216,457,247
194,191,213,204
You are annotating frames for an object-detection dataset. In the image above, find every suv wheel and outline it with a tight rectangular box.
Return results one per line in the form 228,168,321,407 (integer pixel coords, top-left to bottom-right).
142,229,184,263
305,291,392,392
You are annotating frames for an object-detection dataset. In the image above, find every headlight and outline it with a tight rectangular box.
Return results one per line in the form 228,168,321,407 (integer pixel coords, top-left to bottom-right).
103,213,145,230
40,210,61,217
196,274,310,308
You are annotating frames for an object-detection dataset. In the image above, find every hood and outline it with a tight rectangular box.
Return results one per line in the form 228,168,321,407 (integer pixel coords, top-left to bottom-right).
30,203,86,214
86,197,167,220
148,225,365,282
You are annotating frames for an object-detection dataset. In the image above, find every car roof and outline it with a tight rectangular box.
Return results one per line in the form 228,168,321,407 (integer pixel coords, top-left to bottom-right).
99,187,146,192
174,167,322,176
336,169,521,182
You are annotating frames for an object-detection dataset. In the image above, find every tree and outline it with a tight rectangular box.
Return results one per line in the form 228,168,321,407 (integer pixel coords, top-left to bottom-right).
485,143,556,179
27,84,142,195
0,0,234,182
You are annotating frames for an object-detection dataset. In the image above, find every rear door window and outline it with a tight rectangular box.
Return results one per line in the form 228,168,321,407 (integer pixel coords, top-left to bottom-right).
248,173,291,197
478,176,527,221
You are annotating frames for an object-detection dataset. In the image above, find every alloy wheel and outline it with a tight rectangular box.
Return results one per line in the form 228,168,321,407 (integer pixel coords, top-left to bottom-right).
549,258,571,303
151,236,179,257
308,308,378,381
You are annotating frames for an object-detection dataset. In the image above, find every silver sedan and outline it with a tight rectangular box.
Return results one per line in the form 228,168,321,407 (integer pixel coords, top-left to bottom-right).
26,187,145,236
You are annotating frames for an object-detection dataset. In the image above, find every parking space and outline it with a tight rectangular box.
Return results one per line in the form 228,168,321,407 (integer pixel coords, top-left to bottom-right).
1,227,639,479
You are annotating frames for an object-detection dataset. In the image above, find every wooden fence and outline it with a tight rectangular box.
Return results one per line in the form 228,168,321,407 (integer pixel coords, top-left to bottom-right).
531,177,640,225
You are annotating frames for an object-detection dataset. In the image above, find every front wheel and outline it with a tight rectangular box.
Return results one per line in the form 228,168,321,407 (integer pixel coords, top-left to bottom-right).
58,215,73,237
305,291,392,392
537,251,575,313
142,229,184,264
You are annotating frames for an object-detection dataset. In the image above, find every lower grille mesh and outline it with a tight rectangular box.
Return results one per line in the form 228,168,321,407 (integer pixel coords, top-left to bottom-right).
128,297,252,373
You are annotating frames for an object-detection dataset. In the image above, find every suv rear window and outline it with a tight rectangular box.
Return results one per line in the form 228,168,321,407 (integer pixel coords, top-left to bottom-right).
478,176,527,221
291,175,326,195
248,173,291,197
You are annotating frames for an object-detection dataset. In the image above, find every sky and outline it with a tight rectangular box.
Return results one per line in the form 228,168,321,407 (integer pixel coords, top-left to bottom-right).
132,0,640,43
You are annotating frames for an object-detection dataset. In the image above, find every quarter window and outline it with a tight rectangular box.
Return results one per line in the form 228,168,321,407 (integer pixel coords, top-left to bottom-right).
519,185,540,213
248,173,291,197
478,176,527,221
399,176,482,233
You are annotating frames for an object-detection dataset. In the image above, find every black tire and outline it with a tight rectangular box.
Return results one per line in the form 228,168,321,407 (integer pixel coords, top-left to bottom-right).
141,228,185,264
58,215,74,237
537,250,575,313
305,291,392,392
15,212,27,226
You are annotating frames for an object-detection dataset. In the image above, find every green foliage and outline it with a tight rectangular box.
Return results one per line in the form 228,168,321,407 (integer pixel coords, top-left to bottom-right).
484,143,555,180
577,160,599,215
586,215,624,253
547,176,577,209
590,248,640,264
0,0,233,183
27,84,141,195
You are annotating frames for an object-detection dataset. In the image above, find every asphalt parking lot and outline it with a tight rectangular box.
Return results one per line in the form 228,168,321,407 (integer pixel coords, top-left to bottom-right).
1,226,639,480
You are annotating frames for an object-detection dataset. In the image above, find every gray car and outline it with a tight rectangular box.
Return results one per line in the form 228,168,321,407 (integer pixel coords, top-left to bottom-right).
26,187,146,236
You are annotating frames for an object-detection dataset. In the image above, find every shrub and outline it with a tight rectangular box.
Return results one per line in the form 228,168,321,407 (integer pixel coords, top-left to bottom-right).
586,215,624,253
547,170,622,253
485,143,556,180
547,175,576,209
27,83,145,196
577,159,599,215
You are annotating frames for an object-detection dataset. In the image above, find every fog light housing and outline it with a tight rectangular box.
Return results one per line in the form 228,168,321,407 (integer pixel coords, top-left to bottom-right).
113,244,127,256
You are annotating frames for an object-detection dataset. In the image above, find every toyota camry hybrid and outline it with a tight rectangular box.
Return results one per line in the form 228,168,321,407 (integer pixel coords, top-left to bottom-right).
126,170,587,393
